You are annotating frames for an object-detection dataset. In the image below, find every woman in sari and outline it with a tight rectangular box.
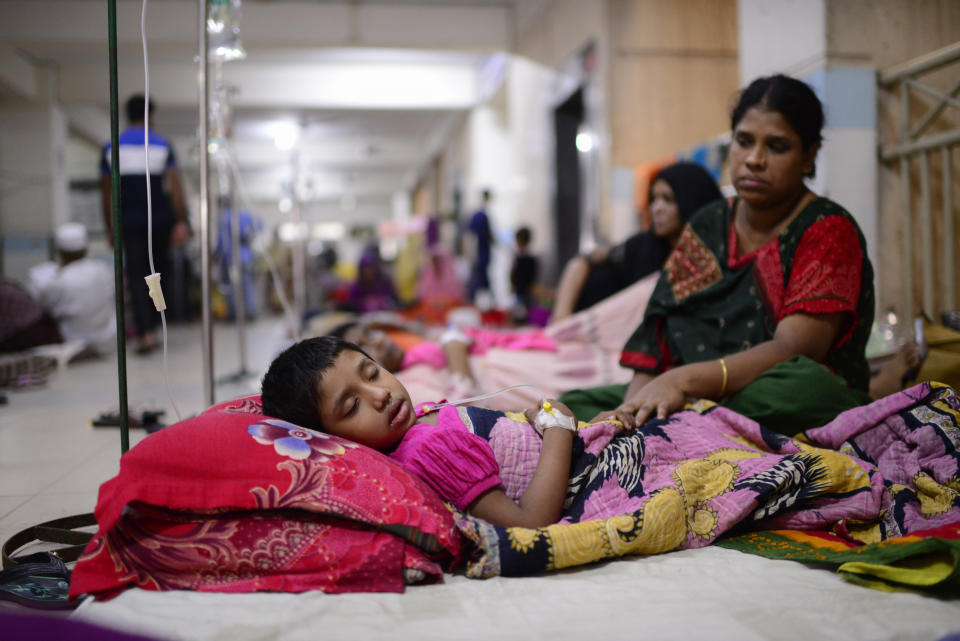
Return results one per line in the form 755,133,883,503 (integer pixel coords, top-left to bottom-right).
564,74,876,435
344,246,399,313
551,161,723,322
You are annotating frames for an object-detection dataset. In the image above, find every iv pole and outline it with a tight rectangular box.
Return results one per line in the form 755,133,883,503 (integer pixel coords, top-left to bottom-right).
107,0,130,453
199,0,215,406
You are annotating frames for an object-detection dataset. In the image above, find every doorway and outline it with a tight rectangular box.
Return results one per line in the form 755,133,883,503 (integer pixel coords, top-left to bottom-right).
553,87,584,274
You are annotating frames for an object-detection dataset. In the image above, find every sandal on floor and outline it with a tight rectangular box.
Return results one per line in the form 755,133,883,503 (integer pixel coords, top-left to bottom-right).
0,552,74,610
0,354,56,388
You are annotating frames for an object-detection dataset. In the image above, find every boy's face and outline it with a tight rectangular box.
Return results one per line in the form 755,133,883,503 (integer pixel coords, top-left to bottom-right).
315,348,415,450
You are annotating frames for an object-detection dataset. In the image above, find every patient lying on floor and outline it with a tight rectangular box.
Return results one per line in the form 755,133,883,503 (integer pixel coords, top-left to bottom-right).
263,334,960,581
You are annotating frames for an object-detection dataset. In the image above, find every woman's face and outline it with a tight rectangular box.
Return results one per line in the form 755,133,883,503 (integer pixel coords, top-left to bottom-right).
649,178,682,242
343,325,405,373
729,107,818,212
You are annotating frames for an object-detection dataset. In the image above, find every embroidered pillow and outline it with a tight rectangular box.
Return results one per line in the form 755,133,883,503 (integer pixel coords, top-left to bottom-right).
69,395,462,600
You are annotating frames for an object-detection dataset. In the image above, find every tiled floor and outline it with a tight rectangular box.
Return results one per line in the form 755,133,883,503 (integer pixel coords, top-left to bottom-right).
0,316,291,552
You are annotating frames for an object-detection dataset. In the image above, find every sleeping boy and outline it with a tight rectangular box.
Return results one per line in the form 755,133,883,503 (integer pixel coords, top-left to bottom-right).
261,336,577,528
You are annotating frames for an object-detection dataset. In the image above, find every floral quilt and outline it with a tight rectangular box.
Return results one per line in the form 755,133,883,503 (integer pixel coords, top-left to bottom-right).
451,382,960,584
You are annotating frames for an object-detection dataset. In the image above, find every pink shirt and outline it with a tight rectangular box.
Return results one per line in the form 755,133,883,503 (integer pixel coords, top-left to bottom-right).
388,405,502,510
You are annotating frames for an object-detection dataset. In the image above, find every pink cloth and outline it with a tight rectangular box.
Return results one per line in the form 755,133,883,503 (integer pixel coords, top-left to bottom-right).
463,327,556,354
397,274,658,410
400,328,557,371
401,341,446,370
417,248,465,302
389,405,502,510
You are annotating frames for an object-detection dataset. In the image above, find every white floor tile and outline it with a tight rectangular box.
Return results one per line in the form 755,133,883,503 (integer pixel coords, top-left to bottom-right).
0,492,96,544
0,461,70,496
0,495,29,520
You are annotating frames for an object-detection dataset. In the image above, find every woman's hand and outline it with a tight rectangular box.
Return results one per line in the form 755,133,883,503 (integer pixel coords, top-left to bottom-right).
589,370,685,429
589,403,641,430
620,370,687,425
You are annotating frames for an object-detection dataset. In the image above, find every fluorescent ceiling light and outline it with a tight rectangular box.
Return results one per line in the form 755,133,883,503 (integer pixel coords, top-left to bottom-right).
312,222,346,240
273,122,300,151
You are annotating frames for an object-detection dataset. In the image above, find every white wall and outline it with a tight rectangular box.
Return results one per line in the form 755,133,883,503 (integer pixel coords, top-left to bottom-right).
447,55,557,307
505,57,555,278
66,134,101,181
738,0,826,80
0,105,70,280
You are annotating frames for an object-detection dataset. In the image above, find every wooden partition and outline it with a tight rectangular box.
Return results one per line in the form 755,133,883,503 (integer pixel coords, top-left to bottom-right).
607,0,739,167
878,42,960,322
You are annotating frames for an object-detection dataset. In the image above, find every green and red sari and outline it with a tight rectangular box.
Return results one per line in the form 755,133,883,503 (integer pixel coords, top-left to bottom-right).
561,196,876,434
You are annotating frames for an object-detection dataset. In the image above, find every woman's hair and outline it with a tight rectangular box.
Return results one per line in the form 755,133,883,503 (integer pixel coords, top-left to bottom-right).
649,161,724,225
730,74,824,177
261,336,369,431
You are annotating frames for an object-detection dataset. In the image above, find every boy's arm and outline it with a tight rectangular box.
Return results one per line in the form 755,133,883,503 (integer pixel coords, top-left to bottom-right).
466,400,574,528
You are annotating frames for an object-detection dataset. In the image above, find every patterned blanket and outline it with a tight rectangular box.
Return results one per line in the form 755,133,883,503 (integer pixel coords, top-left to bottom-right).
716,524,960,593
452,382,960,588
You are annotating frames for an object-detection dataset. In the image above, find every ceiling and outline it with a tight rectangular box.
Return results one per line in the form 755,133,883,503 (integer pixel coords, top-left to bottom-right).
0,0,545,225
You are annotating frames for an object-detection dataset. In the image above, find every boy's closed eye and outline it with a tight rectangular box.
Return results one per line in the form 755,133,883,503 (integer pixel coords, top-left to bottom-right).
344,398,358,417
341,361,381,418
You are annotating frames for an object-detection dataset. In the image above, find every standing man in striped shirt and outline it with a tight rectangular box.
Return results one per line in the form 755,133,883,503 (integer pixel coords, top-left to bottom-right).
100,94,189,355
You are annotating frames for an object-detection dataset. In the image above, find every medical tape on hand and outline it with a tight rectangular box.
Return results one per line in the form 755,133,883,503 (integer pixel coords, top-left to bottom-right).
533,405,576,436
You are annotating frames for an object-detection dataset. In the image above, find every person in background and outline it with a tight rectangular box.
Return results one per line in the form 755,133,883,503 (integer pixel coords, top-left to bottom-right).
100,93,189,355
323,267,655,413
0,278,62,355
306,245,345,314
30,223,116,356
413,244,466,326
551,161,723,322
465,189,494,302
215,198,261,321
564,74,875,435
344,246,399,313
509,226,540,324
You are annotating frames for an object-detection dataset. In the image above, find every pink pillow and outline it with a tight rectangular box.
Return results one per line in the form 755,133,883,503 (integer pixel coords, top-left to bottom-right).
70,396,462,600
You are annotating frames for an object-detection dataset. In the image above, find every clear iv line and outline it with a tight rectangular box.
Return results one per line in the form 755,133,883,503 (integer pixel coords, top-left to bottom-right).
419,383,548,414
140,0,181,421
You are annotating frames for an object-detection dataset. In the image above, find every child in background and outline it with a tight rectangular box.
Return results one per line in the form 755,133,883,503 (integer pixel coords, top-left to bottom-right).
260,336,576,528
509,226,540,324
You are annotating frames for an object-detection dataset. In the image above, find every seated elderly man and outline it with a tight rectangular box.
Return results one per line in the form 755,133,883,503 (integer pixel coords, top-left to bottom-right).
30,222,116,357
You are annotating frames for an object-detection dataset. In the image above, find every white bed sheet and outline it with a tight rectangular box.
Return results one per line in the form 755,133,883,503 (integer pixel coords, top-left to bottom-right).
72,546,960,641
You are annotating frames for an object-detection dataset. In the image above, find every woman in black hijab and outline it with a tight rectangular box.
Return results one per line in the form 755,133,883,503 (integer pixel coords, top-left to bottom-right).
552,161,723,321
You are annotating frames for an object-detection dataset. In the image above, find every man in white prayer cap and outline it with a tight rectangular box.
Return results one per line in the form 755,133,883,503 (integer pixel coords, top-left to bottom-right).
31,223,116,355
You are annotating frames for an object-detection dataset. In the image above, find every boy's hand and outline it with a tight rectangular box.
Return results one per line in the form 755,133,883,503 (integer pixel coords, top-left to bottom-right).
526,399,576,436
543,399,573,420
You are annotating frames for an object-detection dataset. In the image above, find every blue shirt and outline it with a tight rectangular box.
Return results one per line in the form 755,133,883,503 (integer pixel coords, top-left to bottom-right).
101,126,177,230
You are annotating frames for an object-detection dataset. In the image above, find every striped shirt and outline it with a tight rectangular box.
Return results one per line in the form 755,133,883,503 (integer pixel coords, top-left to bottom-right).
101,126,177,230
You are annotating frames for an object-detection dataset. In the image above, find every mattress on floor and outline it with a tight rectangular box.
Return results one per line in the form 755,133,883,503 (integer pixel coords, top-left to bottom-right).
72,546,960,641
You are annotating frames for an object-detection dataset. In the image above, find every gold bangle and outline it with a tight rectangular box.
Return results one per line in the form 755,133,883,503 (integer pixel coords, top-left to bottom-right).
718,358,728,398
